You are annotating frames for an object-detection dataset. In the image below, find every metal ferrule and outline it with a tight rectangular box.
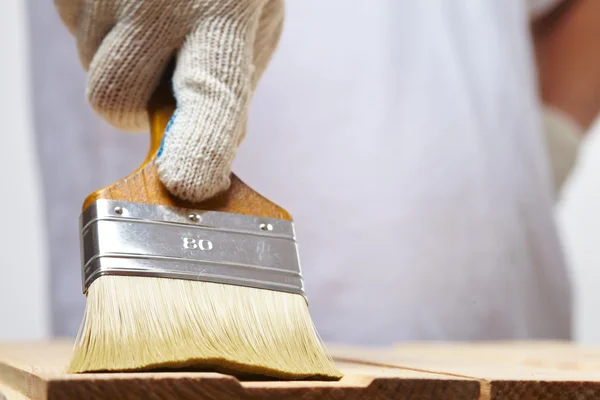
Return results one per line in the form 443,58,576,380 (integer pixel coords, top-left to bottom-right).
79,199,305,298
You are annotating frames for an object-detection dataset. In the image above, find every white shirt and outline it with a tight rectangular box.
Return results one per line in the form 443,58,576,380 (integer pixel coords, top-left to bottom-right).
233,0,572,345
32,0,573,341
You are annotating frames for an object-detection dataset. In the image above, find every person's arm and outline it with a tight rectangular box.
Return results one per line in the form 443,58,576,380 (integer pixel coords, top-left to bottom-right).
533,0,600,132
529,0,600,192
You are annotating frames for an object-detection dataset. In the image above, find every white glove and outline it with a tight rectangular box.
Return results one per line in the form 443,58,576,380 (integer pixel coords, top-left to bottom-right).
541,105,583,196
55,0,284,202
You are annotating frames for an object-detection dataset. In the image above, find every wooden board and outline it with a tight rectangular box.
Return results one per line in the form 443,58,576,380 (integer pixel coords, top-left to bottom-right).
3,340,600,399
0,340,477,400
330,341,600,399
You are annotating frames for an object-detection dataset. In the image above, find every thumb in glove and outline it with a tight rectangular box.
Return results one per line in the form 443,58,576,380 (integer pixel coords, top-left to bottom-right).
157,1,284,202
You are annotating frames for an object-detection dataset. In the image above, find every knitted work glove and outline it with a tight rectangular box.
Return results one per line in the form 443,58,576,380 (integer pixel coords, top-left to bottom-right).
55,0,284,202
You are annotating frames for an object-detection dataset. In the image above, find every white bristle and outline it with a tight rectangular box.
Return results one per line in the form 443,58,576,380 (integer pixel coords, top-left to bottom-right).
67,275,342,379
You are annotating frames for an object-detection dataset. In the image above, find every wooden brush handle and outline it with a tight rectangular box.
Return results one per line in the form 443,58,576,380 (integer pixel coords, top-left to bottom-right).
82,68,292,221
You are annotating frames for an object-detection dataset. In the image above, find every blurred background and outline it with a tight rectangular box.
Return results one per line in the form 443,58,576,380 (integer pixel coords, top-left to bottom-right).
2,0,600,343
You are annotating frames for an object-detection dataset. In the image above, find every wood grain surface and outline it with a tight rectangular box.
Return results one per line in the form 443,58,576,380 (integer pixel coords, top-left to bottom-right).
3,341,600,399
331,341,600,400
0,340,477,400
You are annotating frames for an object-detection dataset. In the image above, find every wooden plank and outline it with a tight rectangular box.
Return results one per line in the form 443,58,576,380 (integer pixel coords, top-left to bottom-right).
329,341,600,400
9,340,600,399
0,383,31,400
0,340,479,400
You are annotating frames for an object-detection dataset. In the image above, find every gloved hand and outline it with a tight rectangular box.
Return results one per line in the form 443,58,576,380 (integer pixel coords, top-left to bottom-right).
54,0,284,202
